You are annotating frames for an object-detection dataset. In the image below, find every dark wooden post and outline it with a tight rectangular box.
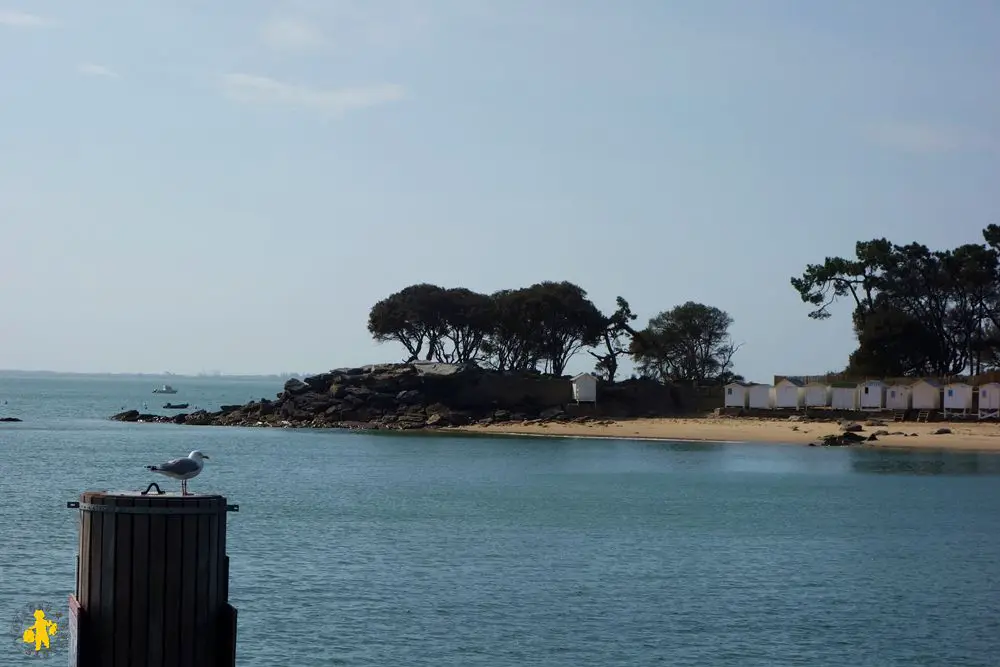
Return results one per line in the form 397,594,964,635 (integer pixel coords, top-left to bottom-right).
67,490,239,667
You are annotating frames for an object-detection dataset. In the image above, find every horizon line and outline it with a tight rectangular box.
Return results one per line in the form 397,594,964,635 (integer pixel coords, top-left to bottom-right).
0,369,316,379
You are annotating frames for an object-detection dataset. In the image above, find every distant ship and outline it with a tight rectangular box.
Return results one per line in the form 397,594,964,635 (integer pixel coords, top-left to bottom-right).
152,385,178,394
162,402,189,409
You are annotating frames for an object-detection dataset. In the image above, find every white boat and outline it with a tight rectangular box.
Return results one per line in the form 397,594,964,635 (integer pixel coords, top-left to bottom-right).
152,385,178,394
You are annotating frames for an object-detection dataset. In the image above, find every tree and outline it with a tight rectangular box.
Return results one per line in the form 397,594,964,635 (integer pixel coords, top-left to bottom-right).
790,228,1000,377
846,303,942,377
520,281,606,376
369,285,497,364
480,288,542,371
369,281,608,375
433,288,495,363
589,296,638,382
367,283,449,362
630,302,741,384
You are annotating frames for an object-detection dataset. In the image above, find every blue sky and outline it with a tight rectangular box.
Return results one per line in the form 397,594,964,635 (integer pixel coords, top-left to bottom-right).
1,0,998,379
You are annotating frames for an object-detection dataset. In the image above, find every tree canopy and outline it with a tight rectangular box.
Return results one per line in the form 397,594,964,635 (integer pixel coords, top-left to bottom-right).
368,283,741,382
369,281,605,376
790,225,1000,377
629,302,742,384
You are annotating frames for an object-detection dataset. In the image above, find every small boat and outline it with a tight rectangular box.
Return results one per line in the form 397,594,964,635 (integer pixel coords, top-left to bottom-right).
163,403,189,410
153,385,178,394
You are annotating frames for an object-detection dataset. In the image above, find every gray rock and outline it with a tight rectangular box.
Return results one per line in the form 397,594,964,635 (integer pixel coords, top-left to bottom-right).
426,413,448,427
283,378,310,395
540,406,565,420
396,389,422,404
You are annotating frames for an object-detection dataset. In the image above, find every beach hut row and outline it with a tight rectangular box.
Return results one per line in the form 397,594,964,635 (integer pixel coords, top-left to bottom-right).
723,379,1000,419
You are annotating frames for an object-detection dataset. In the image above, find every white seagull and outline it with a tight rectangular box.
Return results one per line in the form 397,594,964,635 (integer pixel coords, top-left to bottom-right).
146,450,209,495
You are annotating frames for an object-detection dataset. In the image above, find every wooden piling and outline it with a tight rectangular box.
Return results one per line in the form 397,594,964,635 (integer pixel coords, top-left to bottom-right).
68,490,238,667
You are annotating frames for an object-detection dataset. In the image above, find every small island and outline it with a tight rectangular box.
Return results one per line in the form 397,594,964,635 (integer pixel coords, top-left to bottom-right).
110,236,1000,453
111,361,682,430
112,281,714,431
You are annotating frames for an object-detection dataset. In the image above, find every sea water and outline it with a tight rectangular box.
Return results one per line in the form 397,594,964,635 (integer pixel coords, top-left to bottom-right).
1,374,999,666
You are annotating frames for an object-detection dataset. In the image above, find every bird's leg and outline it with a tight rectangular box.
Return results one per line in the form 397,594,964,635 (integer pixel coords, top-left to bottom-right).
181,479,188,496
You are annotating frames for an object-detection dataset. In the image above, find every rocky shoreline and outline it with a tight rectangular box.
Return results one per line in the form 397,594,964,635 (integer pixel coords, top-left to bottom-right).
111,363,616,431
806,418,950,446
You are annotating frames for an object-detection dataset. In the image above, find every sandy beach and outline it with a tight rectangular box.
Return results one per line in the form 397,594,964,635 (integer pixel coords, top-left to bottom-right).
451,416,1000,452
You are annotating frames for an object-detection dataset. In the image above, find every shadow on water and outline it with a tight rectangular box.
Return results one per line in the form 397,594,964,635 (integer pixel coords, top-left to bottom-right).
849,448,1000,476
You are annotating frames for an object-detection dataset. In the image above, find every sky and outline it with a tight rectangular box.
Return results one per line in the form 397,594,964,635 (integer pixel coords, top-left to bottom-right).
1,0,998,380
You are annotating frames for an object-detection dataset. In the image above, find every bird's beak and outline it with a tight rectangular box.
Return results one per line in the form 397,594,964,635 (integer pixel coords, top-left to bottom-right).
202,455,210,459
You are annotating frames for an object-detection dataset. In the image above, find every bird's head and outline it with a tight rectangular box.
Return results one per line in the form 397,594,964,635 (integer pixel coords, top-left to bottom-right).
189,450,209,461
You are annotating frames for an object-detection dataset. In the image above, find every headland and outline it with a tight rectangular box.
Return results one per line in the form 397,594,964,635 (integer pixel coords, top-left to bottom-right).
106,362,1000,452
111,361,689,431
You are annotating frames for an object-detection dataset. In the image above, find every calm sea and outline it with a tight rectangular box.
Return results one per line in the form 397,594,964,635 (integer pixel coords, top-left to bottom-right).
1,373,999,666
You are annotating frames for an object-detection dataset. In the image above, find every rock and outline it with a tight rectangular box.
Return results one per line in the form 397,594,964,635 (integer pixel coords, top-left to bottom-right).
112,410,140,422
787,415,804,422
447,412,472,426
872,429,890,436
0,416,23,422
426,413,448,427
815,431,868,447
303,373,335,390
932,427,952,434
865,419,888,427
184,411,214,426
106,361,653,432
396,389,422,404
840,421,863,432
539,406,565,420
283,378,310,395
368,392,398,410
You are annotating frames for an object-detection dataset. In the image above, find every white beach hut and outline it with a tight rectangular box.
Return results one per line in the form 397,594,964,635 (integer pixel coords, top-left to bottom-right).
858,380,887,411
774,378,805,409
747,384,775,409
803,381,832,408
911,379,942,411
885,382,913,411
978,383,1000,420
723,382,750,409
943,382,973,417
830,382,859,410
571,373,598,403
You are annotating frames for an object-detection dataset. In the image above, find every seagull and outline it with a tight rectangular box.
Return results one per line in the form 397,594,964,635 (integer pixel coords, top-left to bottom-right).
146,450,209,495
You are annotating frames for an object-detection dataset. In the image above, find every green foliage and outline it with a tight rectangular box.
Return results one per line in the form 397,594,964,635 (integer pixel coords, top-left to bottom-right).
370,284,743,381
589,296,638,382
369,281,606,375
790,226,1000,376
629,302,741,384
